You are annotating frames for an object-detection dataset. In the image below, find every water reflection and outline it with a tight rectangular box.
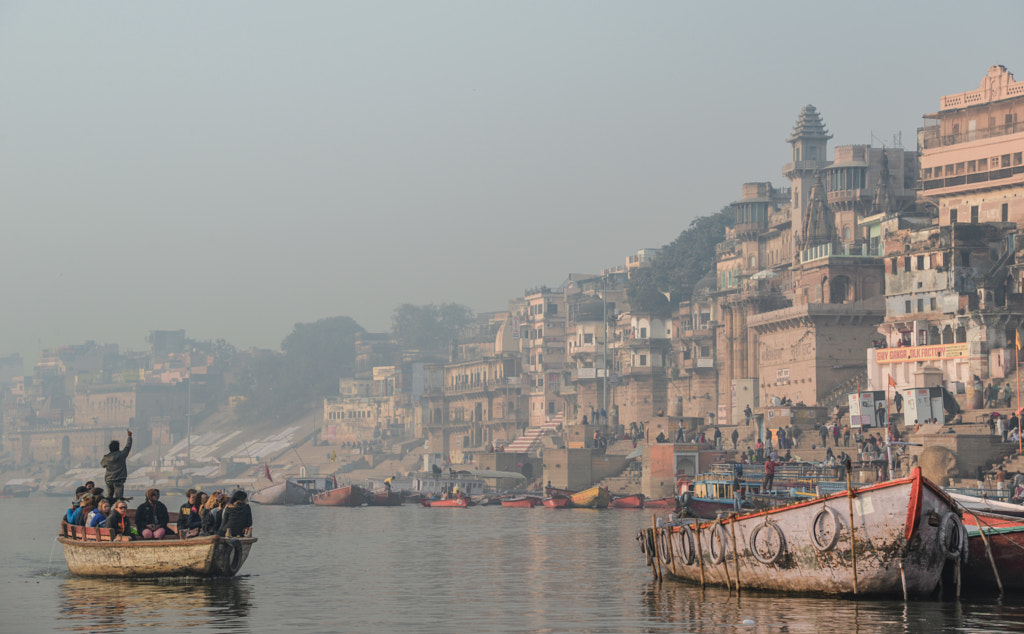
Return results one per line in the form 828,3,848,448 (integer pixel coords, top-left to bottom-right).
58,576,252,633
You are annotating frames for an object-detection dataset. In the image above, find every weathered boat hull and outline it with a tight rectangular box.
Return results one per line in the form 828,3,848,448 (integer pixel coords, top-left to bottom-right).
569,486,611,509
610,494,645,509
59,534,257,578
420,497,475,508
251,481,310,505
643,497,678,509
501,496,541,508
962,509,1024,591
542,496,569,508
312,485,365,507
365,489,403,506
640,468,961,597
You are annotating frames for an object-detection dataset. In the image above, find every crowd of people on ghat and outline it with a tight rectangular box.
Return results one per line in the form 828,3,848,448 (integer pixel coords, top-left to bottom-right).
62,429,253,540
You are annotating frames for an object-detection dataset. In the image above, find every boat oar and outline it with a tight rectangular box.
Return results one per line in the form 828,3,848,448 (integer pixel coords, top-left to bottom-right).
845,458,858,596
650,516,662,581
695,522,706,588
729,514,741,595
964,510,1003,597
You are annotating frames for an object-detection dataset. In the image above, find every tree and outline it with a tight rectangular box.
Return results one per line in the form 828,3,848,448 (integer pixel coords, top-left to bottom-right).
627,206,734,310
392,303,473,352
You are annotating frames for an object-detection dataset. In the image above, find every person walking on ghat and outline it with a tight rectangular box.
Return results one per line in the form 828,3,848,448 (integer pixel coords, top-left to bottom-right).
101,429,133,501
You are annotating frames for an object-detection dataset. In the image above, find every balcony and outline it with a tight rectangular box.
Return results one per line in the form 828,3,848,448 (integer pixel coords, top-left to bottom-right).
919,122,1024,150
922,165,1024,192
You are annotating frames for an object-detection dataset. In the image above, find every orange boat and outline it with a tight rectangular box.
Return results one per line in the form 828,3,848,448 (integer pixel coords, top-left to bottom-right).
312,484,365,507
365,489,403,506
610,493,645,509
542,496,569,509
419,496,475,508
501,496,541,508
643,496,678,509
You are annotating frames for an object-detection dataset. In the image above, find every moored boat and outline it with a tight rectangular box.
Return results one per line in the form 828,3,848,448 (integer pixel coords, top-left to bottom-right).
961,509,1024,592
58,523,256,578
949,491,1024,518
642,497,678,509
312,484,365,507
251,480,311,505
542,496,569,509
638,467,963,597
420,496,475,508
568,486,611,509
365,489,403,506
610,494,645,509
501,496,541,508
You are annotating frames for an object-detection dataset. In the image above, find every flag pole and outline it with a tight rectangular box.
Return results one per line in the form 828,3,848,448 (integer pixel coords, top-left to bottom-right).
1017,330,1022,455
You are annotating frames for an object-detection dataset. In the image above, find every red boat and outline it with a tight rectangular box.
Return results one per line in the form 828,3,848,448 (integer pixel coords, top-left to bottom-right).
545,486,577,497
542,496,570,509
642,496,678,509
312,484,365,507
962,509,1024,592
365,489,403,506
501,496,541,508
610,494,645,509
419,496,476,508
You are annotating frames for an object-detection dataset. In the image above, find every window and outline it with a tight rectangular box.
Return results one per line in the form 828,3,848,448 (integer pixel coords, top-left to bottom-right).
639,354,647,366
699,345,711,357
904,257,911,272
584,333,593,344
905,300,912,313
930,297,937,311
950,208,958,223
917,255,925,270
971,206,979,224
1003,203,1009,223
548,401,555,414
917,299,924,312
548,303,558,315
640,327,647,338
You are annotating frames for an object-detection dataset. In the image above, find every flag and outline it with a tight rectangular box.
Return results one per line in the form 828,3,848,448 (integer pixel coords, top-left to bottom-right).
1017,330,1022,351
888,375,897,388
264,463,273,483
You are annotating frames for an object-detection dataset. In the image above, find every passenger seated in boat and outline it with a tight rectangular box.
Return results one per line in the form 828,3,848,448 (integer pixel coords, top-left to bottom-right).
71,494,96,526
66,487,89,523
135,489,170,539
177,490,203,539
218,490,253,538
104,499,134,539
87,499,111,528
200,492,225,536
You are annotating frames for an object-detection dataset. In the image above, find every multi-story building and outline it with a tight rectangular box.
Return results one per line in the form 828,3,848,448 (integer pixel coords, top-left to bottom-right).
920,65,1024,227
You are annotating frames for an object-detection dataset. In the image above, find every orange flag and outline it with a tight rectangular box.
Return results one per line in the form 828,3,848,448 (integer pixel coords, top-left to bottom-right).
888,375,897,388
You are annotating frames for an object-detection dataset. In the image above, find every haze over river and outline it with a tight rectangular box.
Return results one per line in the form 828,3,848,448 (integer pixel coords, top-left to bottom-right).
3,496,1022,633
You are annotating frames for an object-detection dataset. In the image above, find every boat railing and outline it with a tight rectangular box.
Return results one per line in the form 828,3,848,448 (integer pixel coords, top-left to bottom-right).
61,522,119,542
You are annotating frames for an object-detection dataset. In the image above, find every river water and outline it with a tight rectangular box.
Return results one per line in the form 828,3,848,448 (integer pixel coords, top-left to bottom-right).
4,496,1024,633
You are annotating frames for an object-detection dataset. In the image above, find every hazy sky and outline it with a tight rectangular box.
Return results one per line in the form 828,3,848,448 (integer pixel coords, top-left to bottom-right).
2,2,1022,369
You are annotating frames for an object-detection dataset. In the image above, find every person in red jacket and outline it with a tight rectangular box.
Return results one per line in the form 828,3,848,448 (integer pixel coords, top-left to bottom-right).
763,459,782,492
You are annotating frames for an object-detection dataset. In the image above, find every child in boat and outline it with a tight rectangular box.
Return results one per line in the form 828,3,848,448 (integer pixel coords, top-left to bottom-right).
87,499,111,528
177,490,203,538
218,490,253,538
104,499,134,539
135,489,170,539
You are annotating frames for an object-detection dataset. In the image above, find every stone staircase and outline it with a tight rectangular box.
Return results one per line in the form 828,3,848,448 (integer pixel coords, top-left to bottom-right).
505,413,563,455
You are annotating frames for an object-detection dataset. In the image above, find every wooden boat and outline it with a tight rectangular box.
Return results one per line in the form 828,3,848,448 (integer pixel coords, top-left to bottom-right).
365,489,403,506
419,496,475,508
58,523,256,578
568,486,611,509
949,491,1024,518
312,484,365,507
501,496,541,508
610,494,645,509
542,496,569,509
961,509,1024,592
251,480,312,505
544,485,577,497
1,484,33,498
638,467,963,597
643,497,679,509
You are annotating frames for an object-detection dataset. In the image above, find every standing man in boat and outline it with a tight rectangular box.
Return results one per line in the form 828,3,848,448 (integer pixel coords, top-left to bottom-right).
101,429,133,502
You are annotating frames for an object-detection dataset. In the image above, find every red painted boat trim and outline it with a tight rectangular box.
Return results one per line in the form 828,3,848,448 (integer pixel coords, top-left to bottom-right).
905,467,923,542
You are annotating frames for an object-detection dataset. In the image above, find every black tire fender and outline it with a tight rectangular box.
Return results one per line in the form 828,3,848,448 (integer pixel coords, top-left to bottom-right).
749,520,787,565
810,506,843,552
